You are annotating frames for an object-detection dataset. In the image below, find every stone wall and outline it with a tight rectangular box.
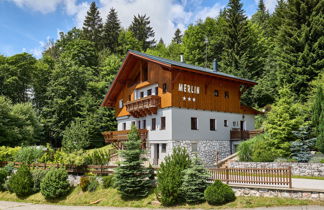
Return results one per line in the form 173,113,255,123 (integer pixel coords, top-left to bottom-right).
232,186,324,201
229,162,324,177
173,140,231,166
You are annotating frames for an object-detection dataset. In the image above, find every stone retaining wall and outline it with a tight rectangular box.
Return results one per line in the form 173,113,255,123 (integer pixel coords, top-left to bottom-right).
229,162,324,177
231,185,324,201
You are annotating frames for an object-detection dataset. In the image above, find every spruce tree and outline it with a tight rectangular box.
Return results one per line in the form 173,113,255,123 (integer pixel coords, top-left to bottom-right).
317,111,324,153
115,125,151,199
251,0,270,35
172,28,182,44
220,0,262,79
82,2,103,50
129,14,155,50
312,86,324,153
103,8,121,53
181,158,209,204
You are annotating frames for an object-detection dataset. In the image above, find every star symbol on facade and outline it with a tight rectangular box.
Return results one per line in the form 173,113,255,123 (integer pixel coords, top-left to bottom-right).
193,98,196,102
188,97,191,101
183,96,186,101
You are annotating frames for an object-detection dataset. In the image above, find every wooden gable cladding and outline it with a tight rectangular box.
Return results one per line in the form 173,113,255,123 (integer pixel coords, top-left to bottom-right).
171,68,242,113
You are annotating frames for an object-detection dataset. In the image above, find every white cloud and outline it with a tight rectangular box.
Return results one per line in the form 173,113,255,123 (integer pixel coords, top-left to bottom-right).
254,0,278,13
10,0,64,14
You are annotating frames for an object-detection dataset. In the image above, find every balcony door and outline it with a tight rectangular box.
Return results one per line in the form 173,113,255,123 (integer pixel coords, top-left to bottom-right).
240,121,245,131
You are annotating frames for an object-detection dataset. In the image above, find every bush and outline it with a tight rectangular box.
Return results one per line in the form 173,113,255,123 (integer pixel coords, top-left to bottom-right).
40,168,70,199
62,120,90,153
87,176,99,192
14,146,44,164
156,147,191,206
8,165,34,196
238,139,255,161
0,168,8,191
80,176,90,192
0,146,21,162
102,175,114,189
31,169,48,193
204,180,235,205
181,158,209,204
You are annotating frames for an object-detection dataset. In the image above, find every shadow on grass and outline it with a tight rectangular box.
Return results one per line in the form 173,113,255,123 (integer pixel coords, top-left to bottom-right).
44,187,75,203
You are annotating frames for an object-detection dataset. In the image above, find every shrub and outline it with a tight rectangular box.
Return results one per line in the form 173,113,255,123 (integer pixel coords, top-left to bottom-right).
87,176,99,192
0,146,21,162
251,136,277,162
8,164,34,196
156,147,191,206
181,158,209,204
102,175,114,189
0,168,8,191
238,139,255,161
14,146,44,164
204,180,235,205
40,168,70,199
31,169,48,193
80,176,90,192
62,120,90,153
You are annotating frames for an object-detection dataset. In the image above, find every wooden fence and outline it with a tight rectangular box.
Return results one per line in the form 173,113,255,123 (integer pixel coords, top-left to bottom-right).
0,161,117,175
208,167,292,188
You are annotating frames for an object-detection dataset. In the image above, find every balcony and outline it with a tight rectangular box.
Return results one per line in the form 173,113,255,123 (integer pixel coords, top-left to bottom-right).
230,129,264,140
125,95,161,118
102,129,148,149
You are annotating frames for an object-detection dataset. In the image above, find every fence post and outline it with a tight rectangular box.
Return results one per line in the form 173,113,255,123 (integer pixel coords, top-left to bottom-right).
288,166,292,188
225,166,229,184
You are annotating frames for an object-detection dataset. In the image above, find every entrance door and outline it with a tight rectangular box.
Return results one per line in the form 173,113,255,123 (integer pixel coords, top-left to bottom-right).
153,144,160,165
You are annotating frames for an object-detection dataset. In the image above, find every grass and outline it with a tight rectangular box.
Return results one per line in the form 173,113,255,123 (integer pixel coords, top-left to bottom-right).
292,175,324,180
0,186,323,209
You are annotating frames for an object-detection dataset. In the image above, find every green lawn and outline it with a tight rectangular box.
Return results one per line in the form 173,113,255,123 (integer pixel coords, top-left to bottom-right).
0,186,323,209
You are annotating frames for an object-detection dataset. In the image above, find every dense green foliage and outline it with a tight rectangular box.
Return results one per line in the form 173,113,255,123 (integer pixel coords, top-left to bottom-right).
0,168,7,191
8,165,34,196
115,126,152,199
62,120,90,152
181,158,209,204
156,147,191,206
204,180,236,205
80,176,90,192
102,175,114,189
14,146,44,164
31,169,48,193
40,168,70,199
87,176,99,192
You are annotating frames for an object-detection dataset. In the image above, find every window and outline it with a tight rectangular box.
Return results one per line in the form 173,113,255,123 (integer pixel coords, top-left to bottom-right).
191,143,198,152
191,117,198,130
143,120,146,129
163,83,167,93
151,118,156,130
161,144,167,153
119,99,123,108
140,91,144,98
224,120,228,127
224,91,229,99
155,87,159,95
233,121,236,127
214,90,219,96
147,89,152,96
142,62,148,81
210,119,216,131
122,123,126,130
137,121,141,129
160,117,166,130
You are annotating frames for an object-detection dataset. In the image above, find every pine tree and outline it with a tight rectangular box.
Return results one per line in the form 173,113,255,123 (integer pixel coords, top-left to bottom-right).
172,28,182,44
220,0,262,79
181,158,209,204
103,8,121,53
82,2,103,50
129,14,155,50
115,125,151,199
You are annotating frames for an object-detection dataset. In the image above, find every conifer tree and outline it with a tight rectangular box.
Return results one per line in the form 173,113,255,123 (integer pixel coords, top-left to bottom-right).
172,28,182,44
312,86,324,153
251,0,270,35
129,14,155,50
103,8,121,53
115,125,151,199
82,2,103,50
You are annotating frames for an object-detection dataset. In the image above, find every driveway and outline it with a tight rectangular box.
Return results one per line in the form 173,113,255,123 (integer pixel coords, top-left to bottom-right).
0,201,323,210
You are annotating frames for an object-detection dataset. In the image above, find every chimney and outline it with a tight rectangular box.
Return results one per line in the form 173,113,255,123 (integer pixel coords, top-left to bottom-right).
180,54,184,63
213,59,218,72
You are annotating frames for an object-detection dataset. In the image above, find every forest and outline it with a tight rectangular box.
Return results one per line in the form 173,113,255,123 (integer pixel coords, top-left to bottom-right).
0,0,323,162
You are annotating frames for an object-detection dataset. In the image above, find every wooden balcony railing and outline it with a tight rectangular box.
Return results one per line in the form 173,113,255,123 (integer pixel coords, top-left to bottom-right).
125,95,161,118
230,129,264,140
102,129,148,149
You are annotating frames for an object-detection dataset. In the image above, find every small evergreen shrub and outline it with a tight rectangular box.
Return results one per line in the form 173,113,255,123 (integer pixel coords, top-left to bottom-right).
181,158,209,204
102,175,114,189
87,176,99,192
31,169,48,193
80,176,90,192
8,165,34,196
204,180,235,205
0,168,8,191
40,168,70,199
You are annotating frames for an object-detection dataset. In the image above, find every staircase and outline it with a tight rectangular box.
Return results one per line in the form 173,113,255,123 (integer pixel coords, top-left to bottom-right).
215,152,239,168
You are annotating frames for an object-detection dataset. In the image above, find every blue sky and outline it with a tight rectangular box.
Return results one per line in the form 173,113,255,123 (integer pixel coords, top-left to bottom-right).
0,0,277,58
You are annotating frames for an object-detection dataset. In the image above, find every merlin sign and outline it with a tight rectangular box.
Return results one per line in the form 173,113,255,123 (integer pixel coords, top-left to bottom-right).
178,83,200,94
